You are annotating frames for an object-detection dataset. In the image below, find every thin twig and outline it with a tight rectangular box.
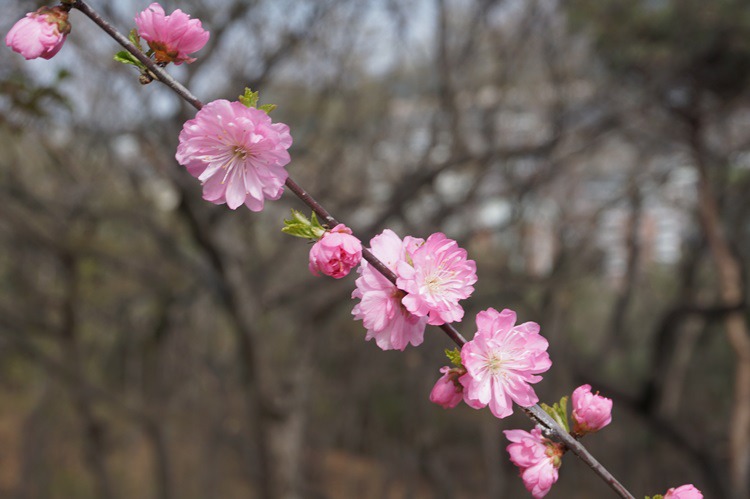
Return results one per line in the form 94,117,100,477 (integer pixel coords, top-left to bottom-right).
69,2,632,496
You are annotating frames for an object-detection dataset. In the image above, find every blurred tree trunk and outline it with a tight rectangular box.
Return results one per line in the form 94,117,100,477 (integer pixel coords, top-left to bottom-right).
688,111,750,499
58,252,115,499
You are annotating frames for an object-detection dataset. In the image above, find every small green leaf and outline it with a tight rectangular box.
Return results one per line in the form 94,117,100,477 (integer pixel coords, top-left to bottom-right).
445,348,462,367
309,212,327,238
556,395,569,432
541,402,556,419
541,396,570,433
291,209,310,225
281,223,313,239
239,87,279,113
128,28,142,48
239,87,260,108
282,210,327,240
259,103,277,114
114,51,145,69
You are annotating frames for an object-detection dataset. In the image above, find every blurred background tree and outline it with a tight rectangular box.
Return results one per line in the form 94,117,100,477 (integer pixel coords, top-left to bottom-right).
1,0,749,498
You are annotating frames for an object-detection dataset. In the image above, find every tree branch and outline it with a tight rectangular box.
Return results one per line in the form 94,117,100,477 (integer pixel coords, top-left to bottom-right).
68,2,634,496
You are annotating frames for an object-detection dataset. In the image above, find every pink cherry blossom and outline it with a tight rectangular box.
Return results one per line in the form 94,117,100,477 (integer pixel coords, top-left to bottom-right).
504,427,562,498
352,230,427,351
429,366,464,409
664,484,703,499
309,224,362,279
396,232,477,325
571,384,613,435
135,3,209,65
459,308,551,419
176,99,292,211
5,7,70,60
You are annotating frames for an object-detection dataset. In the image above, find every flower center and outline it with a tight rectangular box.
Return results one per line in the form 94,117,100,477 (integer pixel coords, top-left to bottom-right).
424,265,451,292
486,354,504,374
233,145,248,160
425,274,442,291
218,145,250,184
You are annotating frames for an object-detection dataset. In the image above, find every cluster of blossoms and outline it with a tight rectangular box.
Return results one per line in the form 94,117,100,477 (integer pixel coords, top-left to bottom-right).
353,230,477,350
5,3,209,64
6,4,705,499
501,384,612,497
430,308,552,418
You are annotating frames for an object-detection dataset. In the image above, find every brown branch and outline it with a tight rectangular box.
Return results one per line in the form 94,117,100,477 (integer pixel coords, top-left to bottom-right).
67,2,634,496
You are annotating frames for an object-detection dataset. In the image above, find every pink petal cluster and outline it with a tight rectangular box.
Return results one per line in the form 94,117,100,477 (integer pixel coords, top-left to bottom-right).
352,230,427,351
504,427,562,498
429,366,464,408
460,308,551,419
309,224,362,279
664,484,703,499
135,3,209,65
176,99,292,211
397,232,477,325
5,7,70,60
571,384,613,435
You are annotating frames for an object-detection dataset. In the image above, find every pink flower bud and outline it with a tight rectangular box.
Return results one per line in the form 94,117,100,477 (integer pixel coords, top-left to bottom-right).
504,427,562,498
309,224,362,279
429,366,463,409
664,484,703,499
135,3,209,65
571,384,612,435
5,7,70,60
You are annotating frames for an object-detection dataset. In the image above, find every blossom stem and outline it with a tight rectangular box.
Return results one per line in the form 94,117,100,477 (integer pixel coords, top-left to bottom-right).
70,3,630,497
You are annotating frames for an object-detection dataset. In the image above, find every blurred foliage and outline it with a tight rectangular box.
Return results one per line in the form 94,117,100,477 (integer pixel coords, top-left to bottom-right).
569,0,750,101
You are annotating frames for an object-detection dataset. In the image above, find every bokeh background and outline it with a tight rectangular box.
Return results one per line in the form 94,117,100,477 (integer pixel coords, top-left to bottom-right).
2,0,750,497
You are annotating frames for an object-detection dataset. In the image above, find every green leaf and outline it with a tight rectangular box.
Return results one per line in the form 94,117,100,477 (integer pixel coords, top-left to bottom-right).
259,103,277,114
540,402,556,419
239,87,279,113
445,348,462,367
114,51,145,69
556,395,570,431
309,213,327,238
281,223,313,239
541,396,570,433
239,87,260,108
291,209,310,225
128,28,142,49
282,210,327,240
